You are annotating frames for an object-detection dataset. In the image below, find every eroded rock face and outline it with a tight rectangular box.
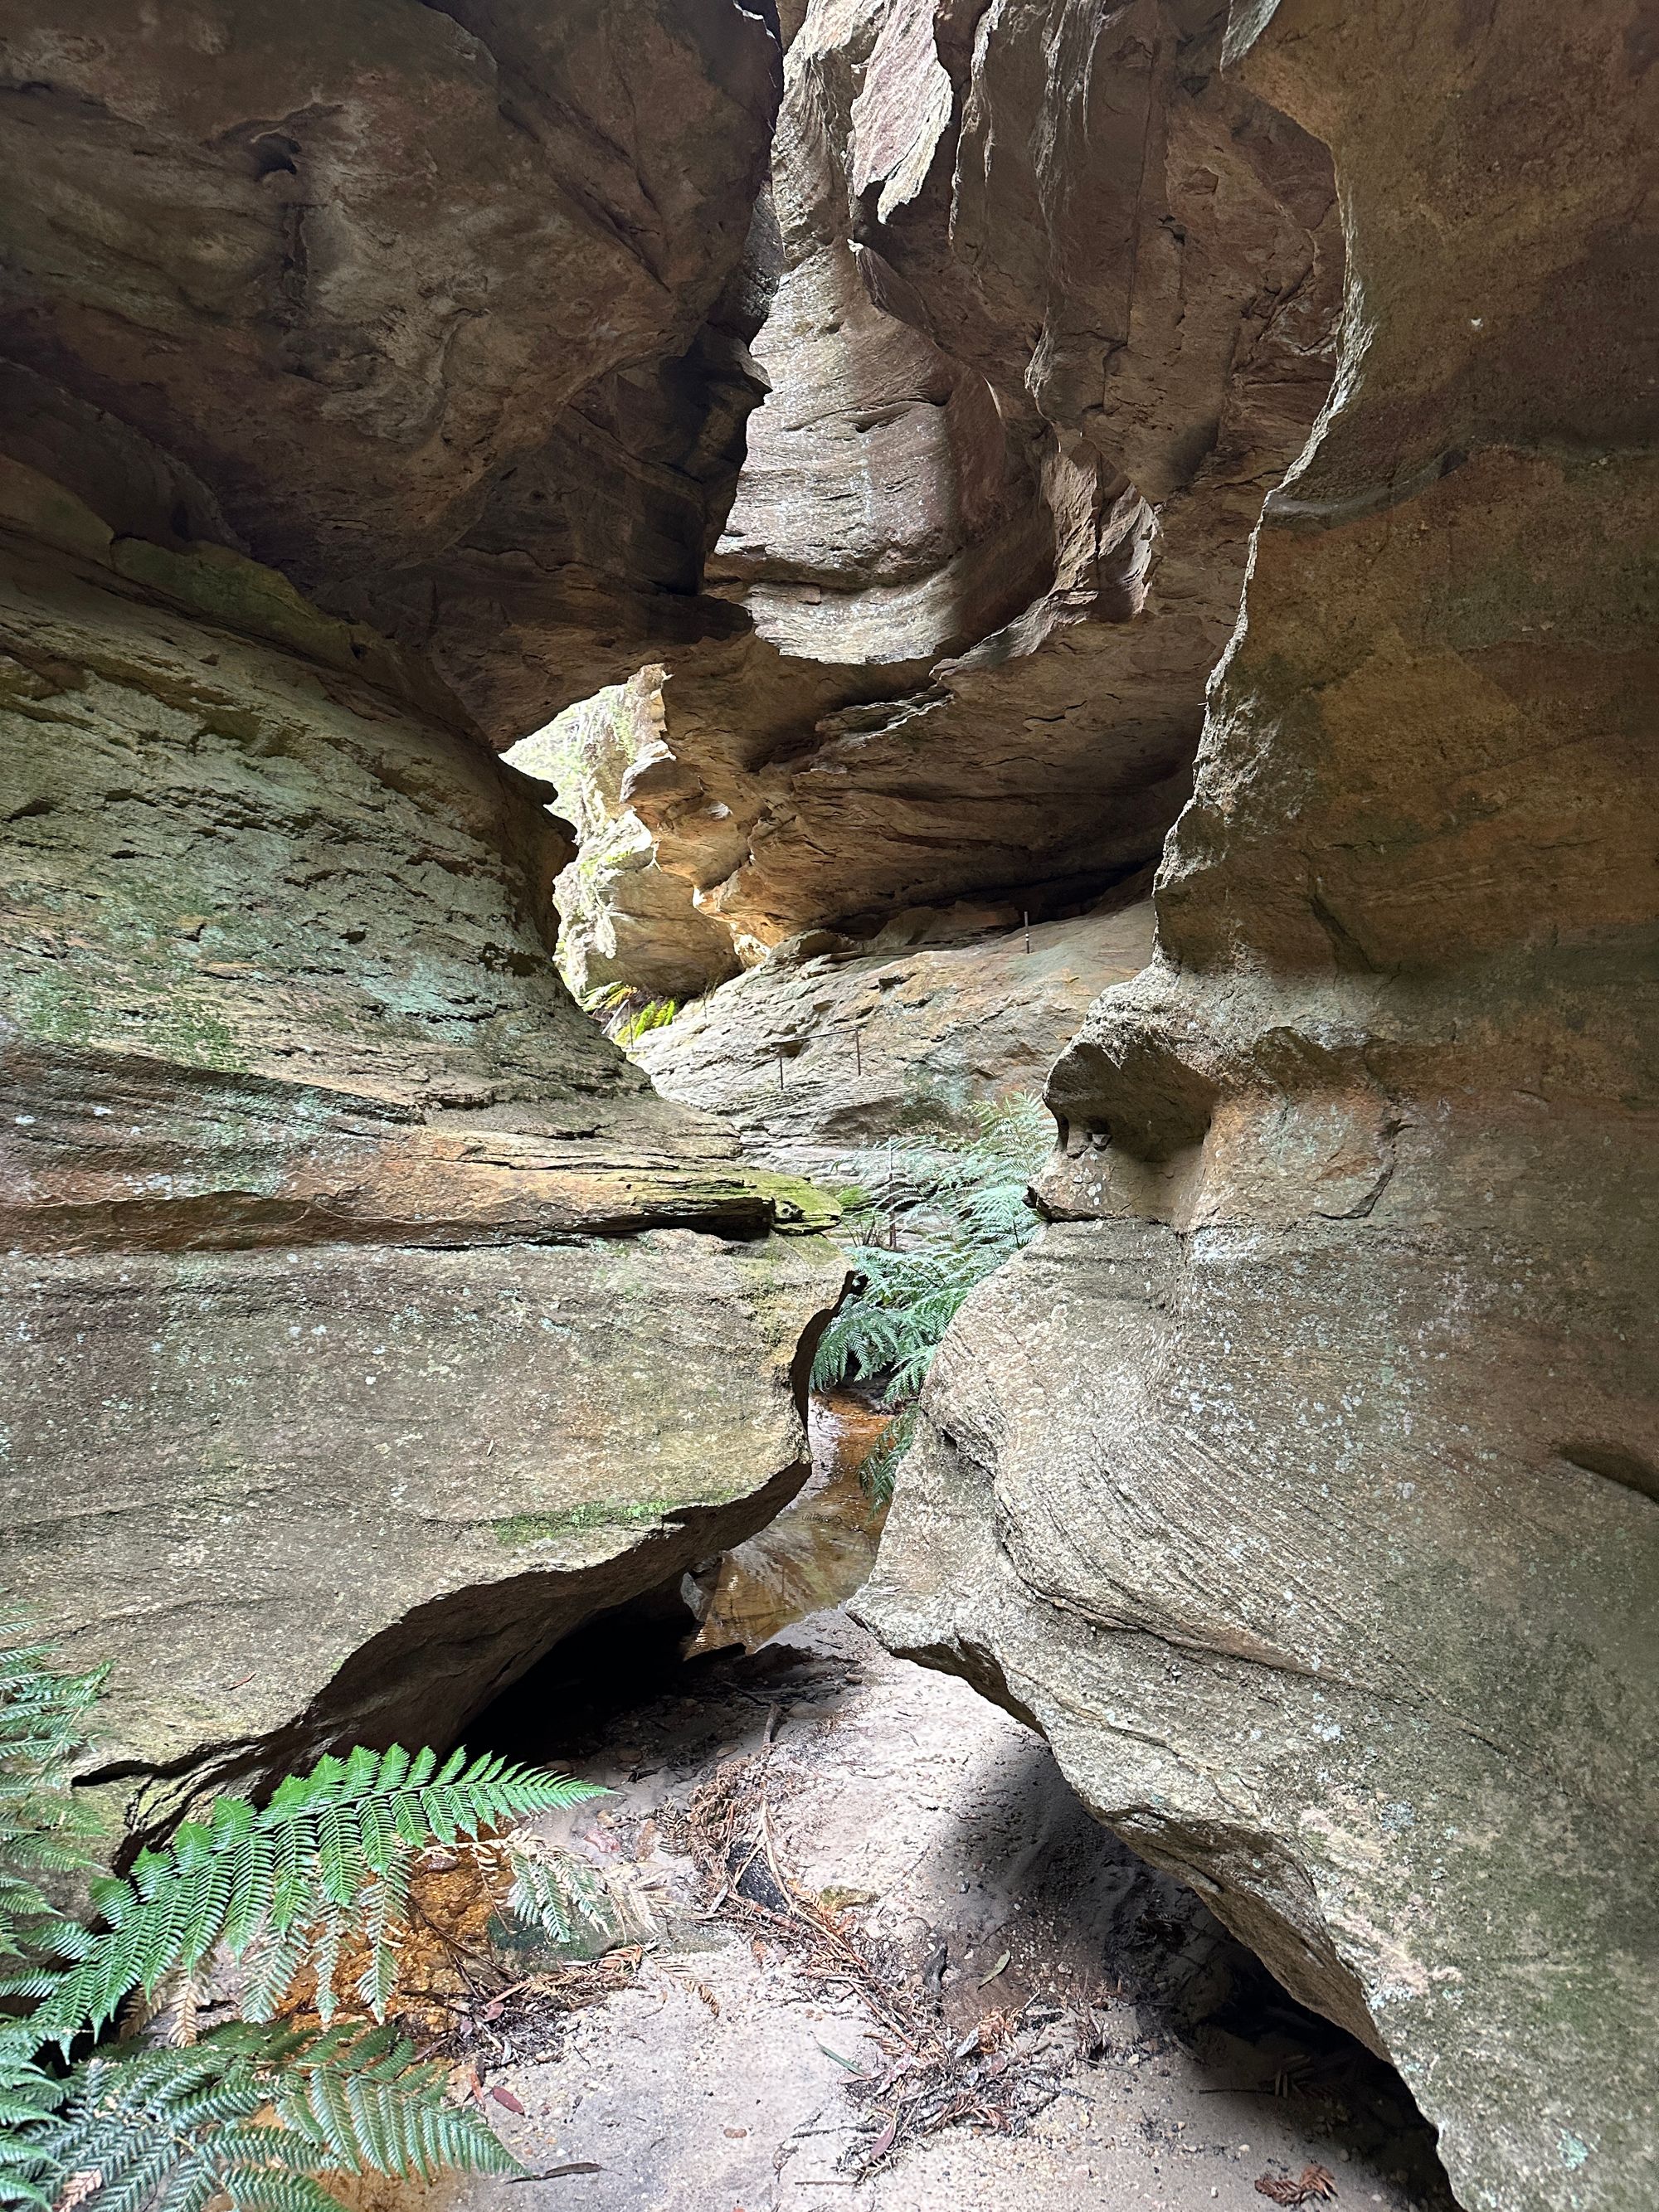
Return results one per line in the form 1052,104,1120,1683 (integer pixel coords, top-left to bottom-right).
860,5,1659,2208
635,897,1154,1179
614,0,1340,947
0,0,782,727
507,670,742,1004
0,0,861,1830
0,503,841,1823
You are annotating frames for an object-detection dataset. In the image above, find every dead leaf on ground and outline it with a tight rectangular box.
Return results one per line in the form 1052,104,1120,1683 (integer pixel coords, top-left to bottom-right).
1255,2163,1338,2205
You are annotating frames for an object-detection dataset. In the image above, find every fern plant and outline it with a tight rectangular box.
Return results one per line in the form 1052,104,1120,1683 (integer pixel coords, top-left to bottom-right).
812,1094,1053,1491
503,1843,625,1957
0,1619,604,2212
0,1618,107,1985
579,981,678,1048
26,2021,511,2212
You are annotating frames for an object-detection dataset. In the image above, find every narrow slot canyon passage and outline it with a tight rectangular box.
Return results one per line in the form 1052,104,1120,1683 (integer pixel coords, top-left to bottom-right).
450,1406,1456,2212
0,4,1652,2212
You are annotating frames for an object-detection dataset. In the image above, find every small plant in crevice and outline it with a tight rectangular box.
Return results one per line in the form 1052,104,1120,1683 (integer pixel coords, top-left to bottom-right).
0,1613,604,2212
812,1094,1053,1502
579,980,679,1048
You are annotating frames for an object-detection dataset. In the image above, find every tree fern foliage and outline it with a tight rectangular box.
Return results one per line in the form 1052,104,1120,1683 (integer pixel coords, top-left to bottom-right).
0,1617,603,2212
812,1093,1053,1453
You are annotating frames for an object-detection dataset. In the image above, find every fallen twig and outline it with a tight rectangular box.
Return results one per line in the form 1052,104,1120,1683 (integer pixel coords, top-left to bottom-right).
676,1747,1071,2176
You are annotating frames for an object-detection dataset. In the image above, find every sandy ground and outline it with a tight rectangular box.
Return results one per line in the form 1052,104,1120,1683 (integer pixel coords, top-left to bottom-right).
452,1608,1454,2212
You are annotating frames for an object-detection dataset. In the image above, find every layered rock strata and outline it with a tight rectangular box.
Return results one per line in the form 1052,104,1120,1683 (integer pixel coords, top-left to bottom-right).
0,0,783,720
636,897,1155,1180
0,2,1336,966
0,0,859,1832
860,5,1659,2209
0,484,841,1827
615,0,1342,947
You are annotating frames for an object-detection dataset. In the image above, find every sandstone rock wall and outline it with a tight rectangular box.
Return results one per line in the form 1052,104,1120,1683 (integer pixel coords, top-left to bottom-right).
0,496,842,1830
636,897,1154,1179
0,2,863,1835
613,0,1342,951
0,0,782,727
860,5,1659,2208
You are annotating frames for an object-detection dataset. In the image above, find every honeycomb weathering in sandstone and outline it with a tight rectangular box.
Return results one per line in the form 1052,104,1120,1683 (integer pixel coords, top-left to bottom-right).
859,4,1659,2209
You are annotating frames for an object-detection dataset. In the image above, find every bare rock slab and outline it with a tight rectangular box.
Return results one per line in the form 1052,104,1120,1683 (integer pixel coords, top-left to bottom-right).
635,898,1155,1178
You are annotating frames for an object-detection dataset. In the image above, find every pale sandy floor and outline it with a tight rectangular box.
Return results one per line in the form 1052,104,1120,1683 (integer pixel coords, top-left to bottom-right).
457,1610,1454,2212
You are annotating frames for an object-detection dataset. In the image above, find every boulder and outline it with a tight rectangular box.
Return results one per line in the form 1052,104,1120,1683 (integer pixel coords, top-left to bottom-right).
859,4,1659,2207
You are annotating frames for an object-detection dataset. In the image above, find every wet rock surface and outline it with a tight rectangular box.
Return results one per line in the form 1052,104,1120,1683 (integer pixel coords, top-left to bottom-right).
859,4,1659,2209
684,1388,895,1655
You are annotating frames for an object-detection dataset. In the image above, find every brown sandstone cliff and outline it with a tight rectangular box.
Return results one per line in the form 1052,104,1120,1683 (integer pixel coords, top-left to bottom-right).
859,5,1659,2209
0,4,1653,2205
0,0,782,716
0,479,841,1835
540,0,1342,970
0,0,852,1835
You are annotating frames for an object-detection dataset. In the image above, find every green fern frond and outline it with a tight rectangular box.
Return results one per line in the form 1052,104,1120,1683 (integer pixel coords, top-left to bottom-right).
811,1091,1053,1421
503,1845,623,1957
0,2038,66,2212
855,1406,919,1506
615,996,677,1046
0,1623,590,2212
18,2021,517,2212
27,1742,598,2047
0,1614,107,1977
